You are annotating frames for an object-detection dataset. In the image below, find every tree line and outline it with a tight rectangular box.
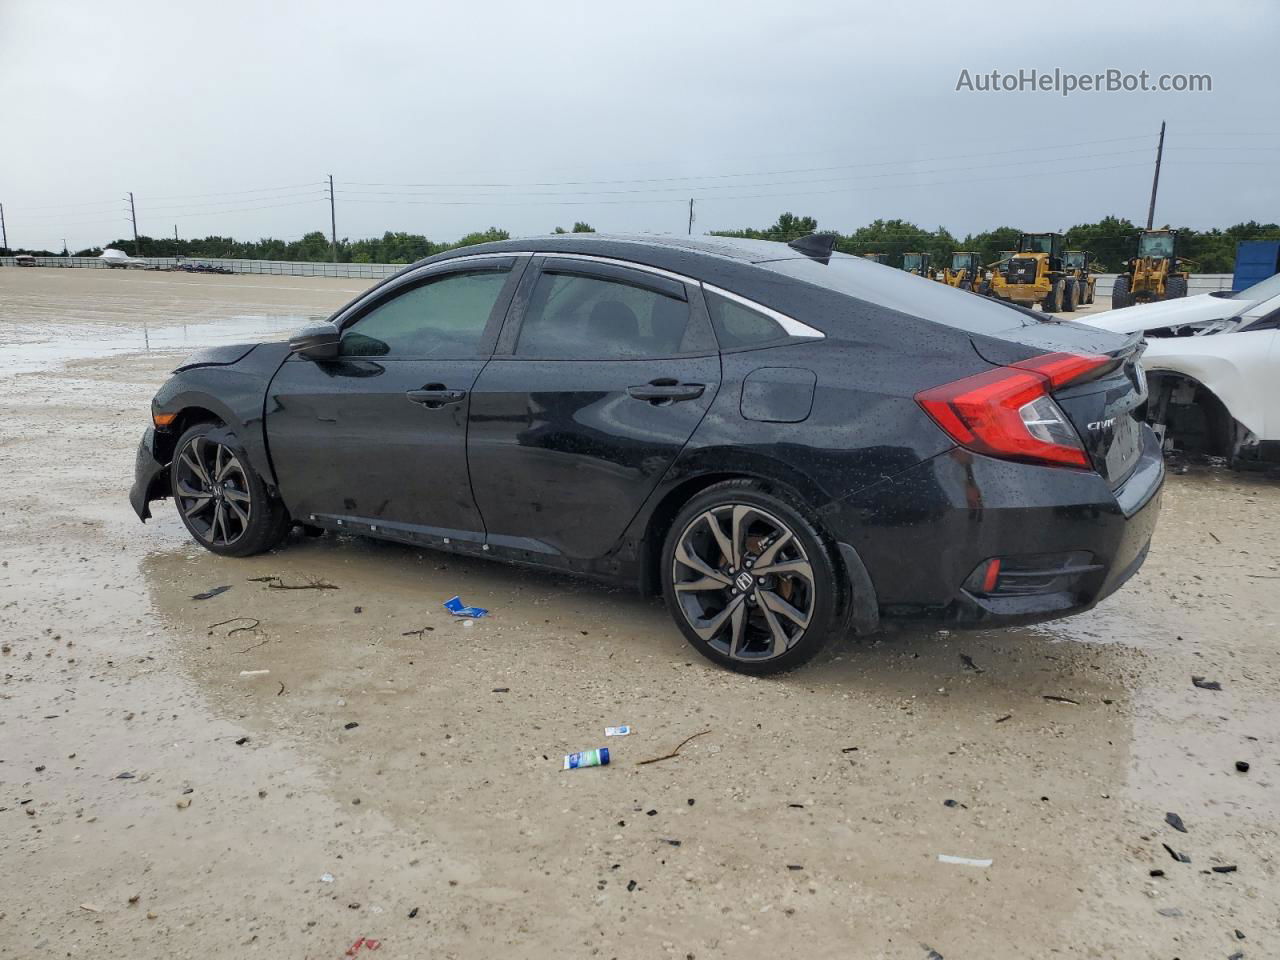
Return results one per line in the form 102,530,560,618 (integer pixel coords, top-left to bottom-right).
5,214,1278,272
711,213,1280,273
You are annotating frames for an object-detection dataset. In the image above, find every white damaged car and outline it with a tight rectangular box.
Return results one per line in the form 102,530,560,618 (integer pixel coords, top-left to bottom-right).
1080,272,1280,467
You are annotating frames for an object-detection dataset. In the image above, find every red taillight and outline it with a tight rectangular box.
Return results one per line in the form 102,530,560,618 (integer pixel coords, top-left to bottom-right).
915,352,1108,469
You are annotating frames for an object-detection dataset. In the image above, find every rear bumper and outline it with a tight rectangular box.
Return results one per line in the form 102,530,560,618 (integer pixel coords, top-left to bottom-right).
129,427,170,522
831,424,1164,628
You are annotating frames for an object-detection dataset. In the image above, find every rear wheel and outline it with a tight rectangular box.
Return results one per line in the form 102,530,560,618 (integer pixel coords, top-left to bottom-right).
959,279,973,292
661,481,841,675
171,422,290,557
1112,274,1132,309
1062,279,1079,312
1166,276,1188,299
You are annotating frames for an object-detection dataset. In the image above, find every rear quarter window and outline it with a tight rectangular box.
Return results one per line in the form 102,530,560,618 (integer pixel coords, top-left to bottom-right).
704,290,788,349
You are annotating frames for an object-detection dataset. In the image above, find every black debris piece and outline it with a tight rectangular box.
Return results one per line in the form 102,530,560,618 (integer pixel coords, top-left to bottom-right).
191,585,231,601
1165,812,1188,833
923,949,944,960
786,864,804,871
1236,929,1246,940
788,803,805,809
995,714,1013,723
408,907,419,919
1162,842,1191,864
959,653,983,673
491,688,510,693
1235,761,1250,773
664,839,681,846
1228,952,1243,960
687,798,695,806
353,606,363,614
1149,869,1164,877
344,722,359,730
1042,695,1080,705
1191,676,1222,691
116,772,135,779
1212,865,1238,874
234,737,249,746
840,746,859,753
646,809,657,817
626,880,637,892
943,799,967,809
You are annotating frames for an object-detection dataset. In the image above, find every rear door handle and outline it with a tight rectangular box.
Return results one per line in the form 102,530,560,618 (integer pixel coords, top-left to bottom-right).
627,380,706,404
406,385,467,408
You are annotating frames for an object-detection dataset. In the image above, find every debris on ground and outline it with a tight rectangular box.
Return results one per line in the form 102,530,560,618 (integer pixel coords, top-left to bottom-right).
1162,843,1191,864
637,729,711,766
234,736,249,745
320,873,335,883
344,722,359,730
401,627,435,638
176,796,191,809
491,687,510,693
959,653,983,673
208,617,260,636
786,864,804,870
239,669,269,677
1212,864,1238,873
1191,676,1223,691
1235,760,1250,773
563,748,609,769
937,854,992,867
1042,695,1080,705
1156,907,1183,917
1149,869,1165,877
443,595,488,618
248,575,338,591
408,907,419,918
605,725,631,737
191,585,231,601
116,771,135,779
1165,812,1188,833
923,947,944,960
79,903,102,913
943,799,967,809
995,714,1013,723
344,938,381,955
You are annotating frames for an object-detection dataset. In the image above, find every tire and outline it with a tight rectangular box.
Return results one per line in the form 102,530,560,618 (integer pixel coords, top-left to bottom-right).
1112,274,1132,309
960,279,973,292
1166,276,1188,299
1085,280,1095,305
978,280,991,296
660,480,842,675
1062,279,1079,312
170,422,291,557
1042,279,1063,313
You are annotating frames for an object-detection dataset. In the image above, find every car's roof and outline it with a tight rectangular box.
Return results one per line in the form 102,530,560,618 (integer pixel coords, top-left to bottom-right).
419,232,810,271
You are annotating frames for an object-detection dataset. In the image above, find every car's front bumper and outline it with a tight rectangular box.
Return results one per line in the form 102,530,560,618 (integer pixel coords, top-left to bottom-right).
831,424,1165,628
129,427,170,522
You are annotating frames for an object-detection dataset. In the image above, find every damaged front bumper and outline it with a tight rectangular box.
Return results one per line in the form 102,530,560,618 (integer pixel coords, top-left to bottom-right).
129,427,171,522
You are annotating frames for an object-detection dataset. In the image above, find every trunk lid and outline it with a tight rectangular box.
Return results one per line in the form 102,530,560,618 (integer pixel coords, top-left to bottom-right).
971,321,1148,488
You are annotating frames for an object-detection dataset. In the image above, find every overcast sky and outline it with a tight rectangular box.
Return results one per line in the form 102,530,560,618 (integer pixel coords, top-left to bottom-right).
1,0,1275,251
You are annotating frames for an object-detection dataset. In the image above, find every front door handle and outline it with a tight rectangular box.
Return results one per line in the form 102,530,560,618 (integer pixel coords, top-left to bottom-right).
406,385,467,408
627,379,706,404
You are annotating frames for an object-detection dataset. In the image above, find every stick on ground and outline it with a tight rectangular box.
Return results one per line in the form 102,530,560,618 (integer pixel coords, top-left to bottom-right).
637,729,712,766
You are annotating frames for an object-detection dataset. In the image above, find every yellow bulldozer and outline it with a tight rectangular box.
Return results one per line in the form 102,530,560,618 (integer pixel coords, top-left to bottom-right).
1111,229,1191,308
940,251,983,290
1063,250,1098,306
901,252,932,278
986,232,1081,313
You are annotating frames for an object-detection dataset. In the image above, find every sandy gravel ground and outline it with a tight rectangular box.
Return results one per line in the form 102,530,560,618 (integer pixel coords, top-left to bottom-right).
0,268,1276,959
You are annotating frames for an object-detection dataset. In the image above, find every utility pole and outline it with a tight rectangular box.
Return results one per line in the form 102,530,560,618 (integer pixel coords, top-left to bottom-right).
61,238,68,257
1146,121,1166,230
687,198,695,236
127,191,139,255
328,174,338,263
174,224,179,259
0,202,8,252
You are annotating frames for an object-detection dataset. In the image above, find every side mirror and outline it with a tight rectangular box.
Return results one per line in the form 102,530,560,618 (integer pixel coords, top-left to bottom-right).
289,321,341,361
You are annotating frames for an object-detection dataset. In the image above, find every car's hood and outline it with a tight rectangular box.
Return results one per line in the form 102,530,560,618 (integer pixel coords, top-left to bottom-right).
173,342,260,372
1078,293,1243,334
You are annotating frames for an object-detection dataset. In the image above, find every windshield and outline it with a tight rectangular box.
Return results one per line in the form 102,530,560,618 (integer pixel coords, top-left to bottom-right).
902,254,922,270
1231,269,1280,301
1138,233,1175,258
762,252,1047,335
1065,253,1085,270
951,254,973,270
1020,236,1055,254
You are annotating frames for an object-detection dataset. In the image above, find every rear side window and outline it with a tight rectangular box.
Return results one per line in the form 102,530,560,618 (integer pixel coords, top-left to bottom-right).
340,269,508,359
704,290,787,349
516,272,692,359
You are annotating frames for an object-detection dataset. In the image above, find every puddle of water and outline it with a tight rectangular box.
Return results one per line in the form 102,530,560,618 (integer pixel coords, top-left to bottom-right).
0,314,316,376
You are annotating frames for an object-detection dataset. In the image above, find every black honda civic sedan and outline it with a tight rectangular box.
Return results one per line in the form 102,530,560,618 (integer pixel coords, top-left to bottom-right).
130,233,1163,673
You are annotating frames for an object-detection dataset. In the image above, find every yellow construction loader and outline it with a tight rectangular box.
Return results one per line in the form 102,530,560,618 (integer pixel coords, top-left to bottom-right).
1063,250,1098,305
1111,229,1192,308
986,232,1077,313
940,251,983,290
901,252,932,278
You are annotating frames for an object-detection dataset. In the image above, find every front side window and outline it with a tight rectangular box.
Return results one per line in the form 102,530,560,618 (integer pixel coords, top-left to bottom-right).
340,269,509,358
515,272,691,359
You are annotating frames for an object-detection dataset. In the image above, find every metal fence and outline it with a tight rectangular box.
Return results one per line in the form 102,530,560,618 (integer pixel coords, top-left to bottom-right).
0,256,403,279
0,255,1240,293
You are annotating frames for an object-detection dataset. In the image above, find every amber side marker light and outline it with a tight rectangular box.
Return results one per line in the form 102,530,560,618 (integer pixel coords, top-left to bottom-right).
152,411,178,428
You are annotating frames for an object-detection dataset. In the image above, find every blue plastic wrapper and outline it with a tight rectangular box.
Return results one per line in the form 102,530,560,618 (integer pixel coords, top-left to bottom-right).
443,595,488,618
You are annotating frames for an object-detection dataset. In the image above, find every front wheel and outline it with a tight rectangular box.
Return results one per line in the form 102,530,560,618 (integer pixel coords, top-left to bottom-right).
171,422,291,557
661,481,841,674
